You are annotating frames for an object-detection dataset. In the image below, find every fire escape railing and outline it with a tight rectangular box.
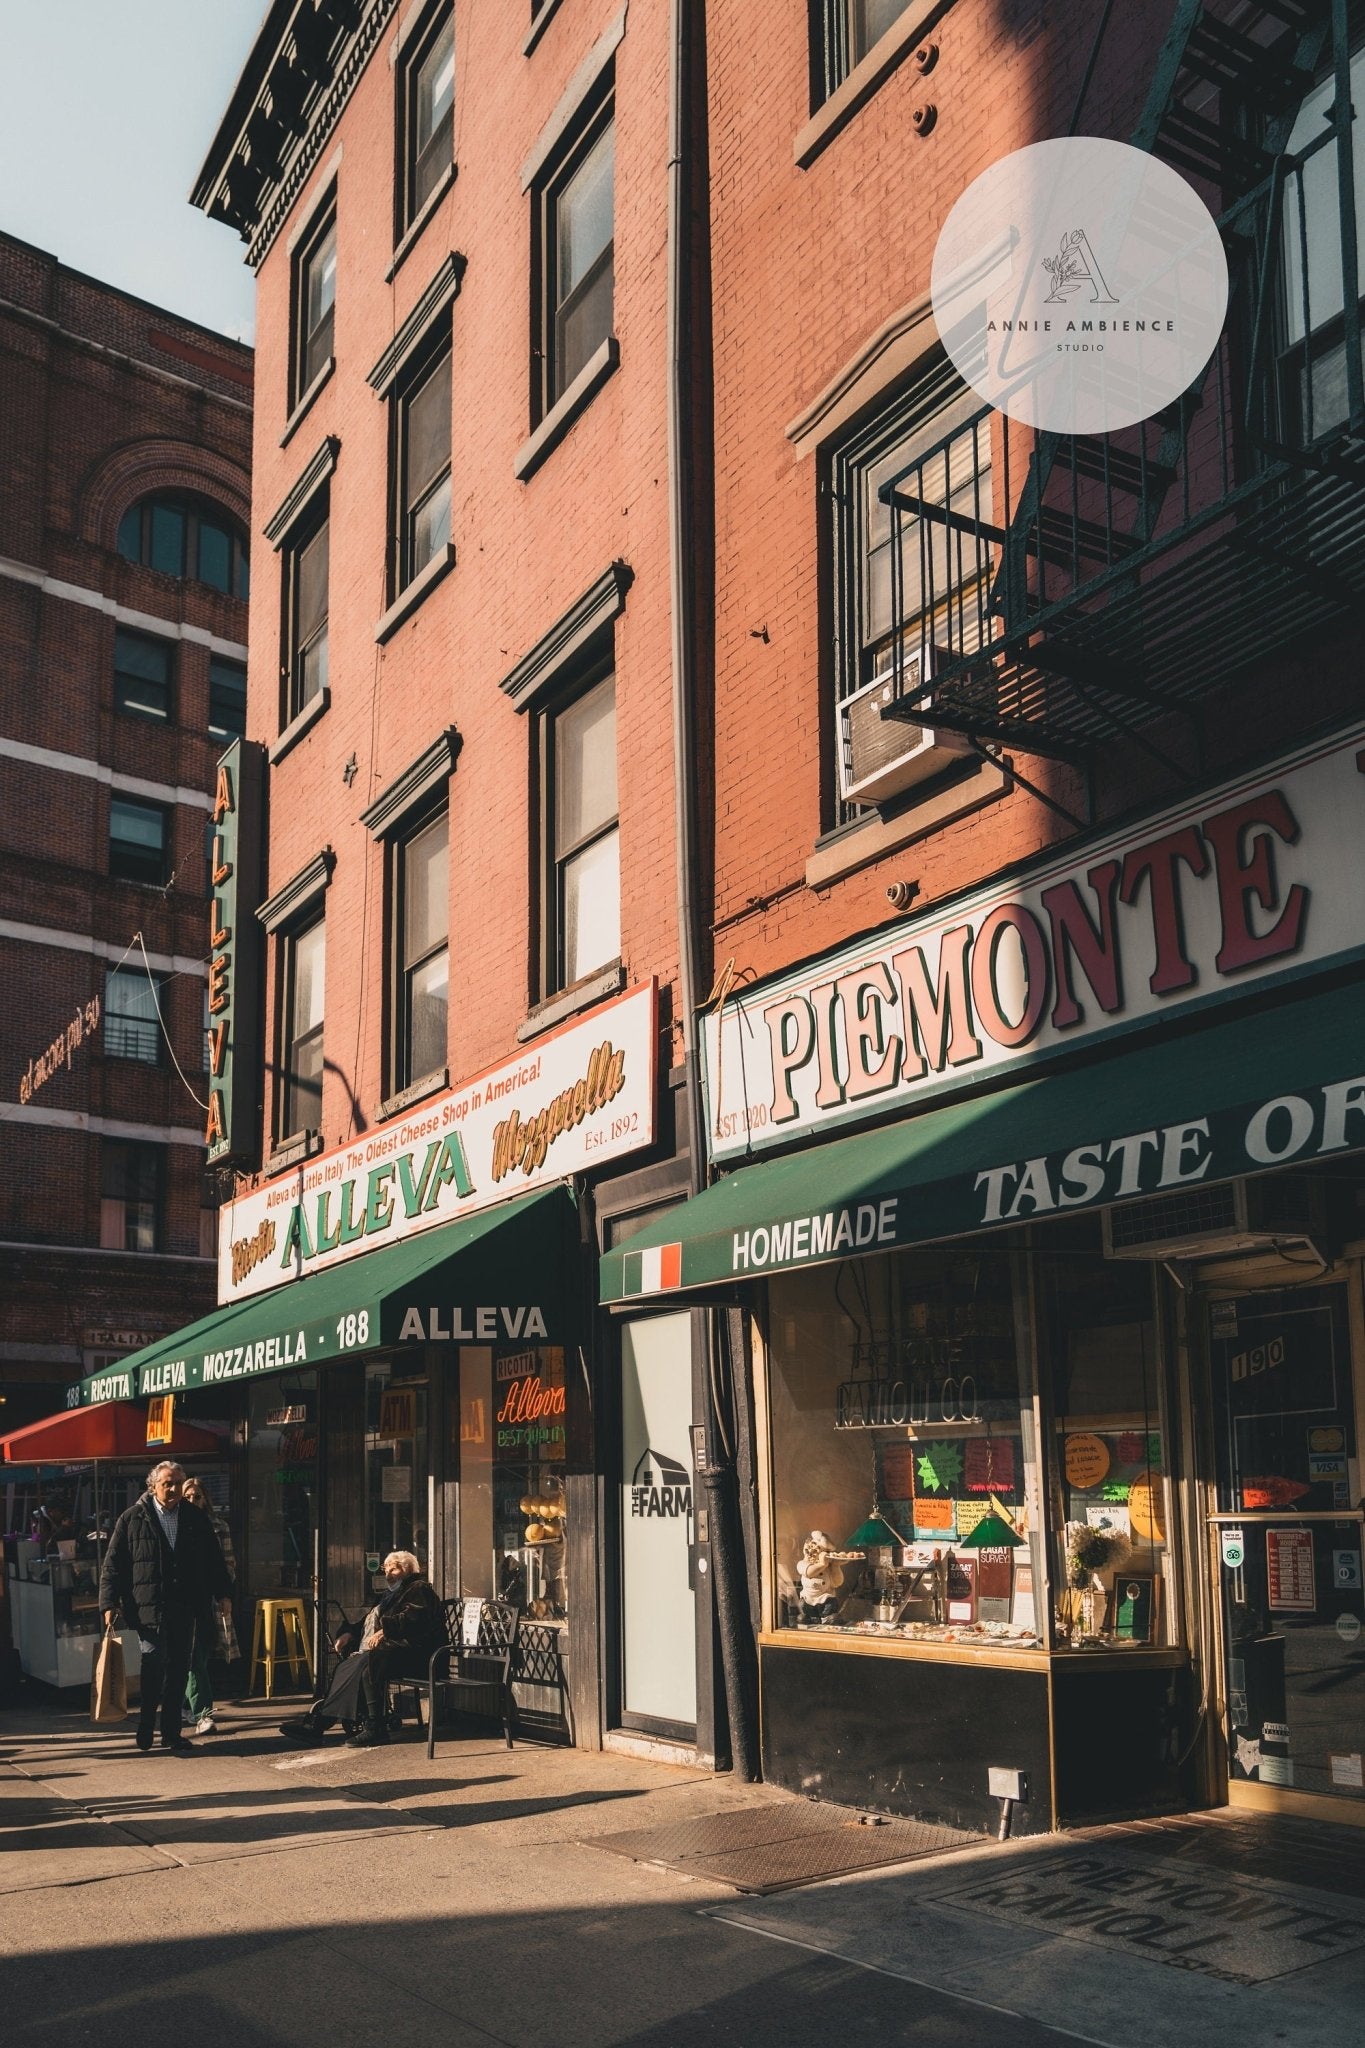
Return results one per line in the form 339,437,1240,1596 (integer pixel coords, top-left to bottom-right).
878,0,1365,765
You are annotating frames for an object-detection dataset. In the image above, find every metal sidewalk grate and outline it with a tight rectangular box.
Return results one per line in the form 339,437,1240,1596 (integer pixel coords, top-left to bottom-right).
585,1800,976,1893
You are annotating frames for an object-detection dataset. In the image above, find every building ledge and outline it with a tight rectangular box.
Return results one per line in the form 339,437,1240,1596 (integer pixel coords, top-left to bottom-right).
266,1130,324,1177
280,358,335,450
805,761,1009,891
269,687,330,766
517,961,626,1043
377,1069,450,1121
523,0,568,56
374,543,456,644
386,162,458,283
514,337,619,483
794,0,957,171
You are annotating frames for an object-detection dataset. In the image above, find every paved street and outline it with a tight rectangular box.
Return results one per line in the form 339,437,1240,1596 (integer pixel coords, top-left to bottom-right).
4,1699,1363,2048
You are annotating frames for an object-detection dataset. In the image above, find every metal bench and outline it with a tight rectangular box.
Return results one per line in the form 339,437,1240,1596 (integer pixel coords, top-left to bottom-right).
396,1597,519,1757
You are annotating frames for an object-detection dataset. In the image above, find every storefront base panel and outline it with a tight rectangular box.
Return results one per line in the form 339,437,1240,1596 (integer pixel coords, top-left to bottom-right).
759,1644,1053,1836
1051,1660,1195,1826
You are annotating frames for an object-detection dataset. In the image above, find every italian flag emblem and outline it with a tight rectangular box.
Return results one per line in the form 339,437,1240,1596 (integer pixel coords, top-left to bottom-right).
621,1242,683,1297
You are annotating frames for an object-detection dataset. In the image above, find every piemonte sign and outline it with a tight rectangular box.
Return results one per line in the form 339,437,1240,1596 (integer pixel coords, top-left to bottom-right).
217,981,657,1304
703,721,1365,1162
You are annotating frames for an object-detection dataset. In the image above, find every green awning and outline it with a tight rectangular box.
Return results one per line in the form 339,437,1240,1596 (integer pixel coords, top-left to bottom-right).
602,979,1365,1301
78,1187,577,1406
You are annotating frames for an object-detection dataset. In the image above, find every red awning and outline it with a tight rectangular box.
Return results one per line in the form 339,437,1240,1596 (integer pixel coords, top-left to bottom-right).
0,1404,224,1464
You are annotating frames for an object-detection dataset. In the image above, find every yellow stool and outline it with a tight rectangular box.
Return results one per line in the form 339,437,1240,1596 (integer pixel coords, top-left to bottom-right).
248,1596,314,1698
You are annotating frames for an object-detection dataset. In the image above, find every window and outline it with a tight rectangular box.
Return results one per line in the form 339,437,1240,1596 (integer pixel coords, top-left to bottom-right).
281,916,325,1139
816,0,916,100
395,341,451,590
284,507,330,719
209,656,247,741
104,967,164,1063
542,669,619,993
117,495,249,600
393,807,449,1090
1278,42,1365,441
401,8,455,230
830,358,990,823
293,203,337,405
538,105,614,412
109,797,169,886
99,1140,162,1252
112,628,173,722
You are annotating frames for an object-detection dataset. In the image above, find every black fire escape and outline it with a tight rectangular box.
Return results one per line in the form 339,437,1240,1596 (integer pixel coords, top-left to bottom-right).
880,0,1365,770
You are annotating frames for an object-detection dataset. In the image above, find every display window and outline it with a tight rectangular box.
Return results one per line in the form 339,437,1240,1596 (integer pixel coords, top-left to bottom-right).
246,1376,317,1604
365,1360,429,1571
764,1248,1046,1649
1038,1253,1176,1648
457,1344,571,1623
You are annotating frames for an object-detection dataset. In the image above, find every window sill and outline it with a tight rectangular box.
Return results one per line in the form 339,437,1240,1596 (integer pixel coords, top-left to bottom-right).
386,162,458,283
269,687,331,766
794,0,957,171
522,0,567,56
805,760,1009,891
280,358,335,450
514,335,620,483
517,960,626,1043
377,1068,450,1121
266,1130,323,1177
374,542,457,645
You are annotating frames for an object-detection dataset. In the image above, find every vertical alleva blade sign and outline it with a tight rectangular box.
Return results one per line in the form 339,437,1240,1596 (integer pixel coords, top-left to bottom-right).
204,739,266,1165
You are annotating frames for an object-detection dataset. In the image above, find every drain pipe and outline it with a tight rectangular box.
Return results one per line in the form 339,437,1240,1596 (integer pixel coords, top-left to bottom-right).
666,0,756,1782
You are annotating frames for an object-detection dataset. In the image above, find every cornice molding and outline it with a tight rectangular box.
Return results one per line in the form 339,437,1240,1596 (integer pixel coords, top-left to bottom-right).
258,847,336,933
359,726,460,836
264,437,340,546
195,2,401,271
785,293,938,458
499,561,633,712
366,253,465,393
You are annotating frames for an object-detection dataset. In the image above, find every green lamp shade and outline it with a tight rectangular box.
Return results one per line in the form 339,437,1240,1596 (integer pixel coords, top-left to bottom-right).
848,1507,906,1549
958,1512,1023,1549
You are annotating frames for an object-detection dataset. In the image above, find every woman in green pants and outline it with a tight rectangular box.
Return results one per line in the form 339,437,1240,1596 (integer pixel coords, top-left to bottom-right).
182,1479,238,1732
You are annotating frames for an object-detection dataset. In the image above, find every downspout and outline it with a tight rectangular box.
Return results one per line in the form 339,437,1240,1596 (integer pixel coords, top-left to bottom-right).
667,0,758,1780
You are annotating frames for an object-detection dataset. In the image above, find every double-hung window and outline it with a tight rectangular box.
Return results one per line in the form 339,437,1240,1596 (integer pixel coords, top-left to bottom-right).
829,356,990,822
401,7,455,230
286,507,330,719
99,1139,162,1252
538,104,614,413
113,628,172,722
393,807,449,1090
1279,41,1365,442
109,797,170,885
815,0,917,101
281,916,325,1140
397,342,452,590
104,967,164,1063
293,201,337,405
542,668,619,993
209,655,247,741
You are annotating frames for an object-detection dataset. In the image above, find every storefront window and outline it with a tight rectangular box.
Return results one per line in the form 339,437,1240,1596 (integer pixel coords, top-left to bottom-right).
766,1249,1044,1647
365,1361,429,1571
1039,1254,1173,1648
457,1344,569,1621
246,1377,317,1605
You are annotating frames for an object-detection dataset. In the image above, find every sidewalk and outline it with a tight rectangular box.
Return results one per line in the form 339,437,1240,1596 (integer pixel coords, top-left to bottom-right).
3,1695,1363,2046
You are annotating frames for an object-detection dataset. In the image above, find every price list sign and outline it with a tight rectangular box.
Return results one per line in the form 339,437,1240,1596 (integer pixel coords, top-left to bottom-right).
1266,1528,1316,1613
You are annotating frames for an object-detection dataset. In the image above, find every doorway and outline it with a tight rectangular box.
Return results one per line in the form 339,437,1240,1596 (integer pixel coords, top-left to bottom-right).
617,1314,697,1735
1206,1282,1365,1814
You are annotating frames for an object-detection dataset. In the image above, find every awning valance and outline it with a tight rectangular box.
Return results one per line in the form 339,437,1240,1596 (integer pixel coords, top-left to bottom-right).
602,980,1365,1301
74,1186,577,1407
2,1405,224,1463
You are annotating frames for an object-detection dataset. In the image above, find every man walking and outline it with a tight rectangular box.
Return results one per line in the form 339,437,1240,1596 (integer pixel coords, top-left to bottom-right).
100,1461,233,1754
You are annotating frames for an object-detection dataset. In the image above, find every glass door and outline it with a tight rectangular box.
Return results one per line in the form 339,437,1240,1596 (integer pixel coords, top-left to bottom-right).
1207,1284,1365,1807
618,1315,697,1733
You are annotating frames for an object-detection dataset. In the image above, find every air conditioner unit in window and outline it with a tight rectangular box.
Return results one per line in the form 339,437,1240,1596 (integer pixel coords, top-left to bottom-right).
837,649,970,808
1101,1175,1328,1263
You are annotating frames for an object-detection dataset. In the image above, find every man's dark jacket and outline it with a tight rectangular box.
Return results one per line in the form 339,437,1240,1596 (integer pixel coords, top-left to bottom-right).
99,1494,232,1637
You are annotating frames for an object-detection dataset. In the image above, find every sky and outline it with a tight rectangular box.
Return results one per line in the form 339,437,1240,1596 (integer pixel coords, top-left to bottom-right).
0,0,265,342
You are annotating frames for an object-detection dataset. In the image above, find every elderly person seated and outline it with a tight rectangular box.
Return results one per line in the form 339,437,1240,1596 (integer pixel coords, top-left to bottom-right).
281,1551,442,1748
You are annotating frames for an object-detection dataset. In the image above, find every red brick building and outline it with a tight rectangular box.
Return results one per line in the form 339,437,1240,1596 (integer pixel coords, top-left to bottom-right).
602,0,1365,1834
176,0,719,1755
0,235,252,1437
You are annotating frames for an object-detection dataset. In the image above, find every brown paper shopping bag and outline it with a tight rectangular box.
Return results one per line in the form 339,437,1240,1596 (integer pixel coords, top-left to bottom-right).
91,1620,128,1723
